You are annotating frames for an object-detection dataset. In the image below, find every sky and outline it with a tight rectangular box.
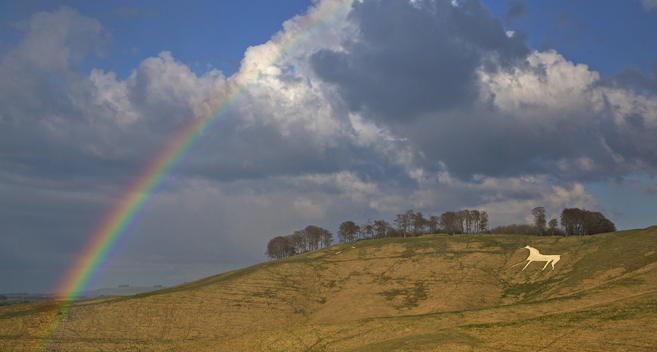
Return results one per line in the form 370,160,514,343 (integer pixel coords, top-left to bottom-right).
1,0,656,293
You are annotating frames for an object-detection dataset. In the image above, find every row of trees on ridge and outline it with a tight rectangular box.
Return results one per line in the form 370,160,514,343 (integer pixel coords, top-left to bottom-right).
265,207,616,260
490,207,616,236
266,209,487,259
265,225,333,260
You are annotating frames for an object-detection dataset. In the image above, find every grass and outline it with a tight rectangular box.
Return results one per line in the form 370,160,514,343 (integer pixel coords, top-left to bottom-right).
2,227,657,351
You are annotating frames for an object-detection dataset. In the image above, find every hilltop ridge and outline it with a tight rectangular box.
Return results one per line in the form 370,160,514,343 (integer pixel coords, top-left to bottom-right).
1,226,657,351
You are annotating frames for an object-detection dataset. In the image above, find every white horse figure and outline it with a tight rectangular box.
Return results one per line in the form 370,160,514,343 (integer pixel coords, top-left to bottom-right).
522,246,560,271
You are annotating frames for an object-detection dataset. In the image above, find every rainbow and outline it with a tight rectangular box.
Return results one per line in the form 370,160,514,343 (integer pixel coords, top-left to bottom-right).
33,1,353,350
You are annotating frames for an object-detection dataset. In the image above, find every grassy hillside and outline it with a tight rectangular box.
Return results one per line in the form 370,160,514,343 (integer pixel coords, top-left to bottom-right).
2,226,657,351
80,286,165,299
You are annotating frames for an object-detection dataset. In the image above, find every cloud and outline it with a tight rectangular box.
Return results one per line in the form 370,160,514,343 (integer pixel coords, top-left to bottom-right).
310,0,530,123
639,0,657,11
504,0,528,21
539,11,600,51
3,0,655,292
631,180,657,195
599,65,657,95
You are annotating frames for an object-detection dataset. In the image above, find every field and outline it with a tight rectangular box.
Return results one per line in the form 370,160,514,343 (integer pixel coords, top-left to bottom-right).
1,226,657,351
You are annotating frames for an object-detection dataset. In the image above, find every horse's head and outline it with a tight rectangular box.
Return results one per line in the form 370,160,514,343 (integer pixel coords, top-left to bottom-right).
524,245,532,250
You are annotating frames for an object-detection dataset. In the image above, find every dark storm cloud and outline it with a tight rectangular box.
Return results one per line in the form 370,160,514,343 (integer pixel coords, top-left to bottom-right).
307,1,657,183
397,104,657,181
310,0,529,123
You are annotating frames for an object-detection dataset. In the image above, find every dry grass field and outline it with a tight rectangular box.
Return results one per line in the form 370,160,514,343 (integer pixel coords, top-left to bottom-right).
2,226,657,351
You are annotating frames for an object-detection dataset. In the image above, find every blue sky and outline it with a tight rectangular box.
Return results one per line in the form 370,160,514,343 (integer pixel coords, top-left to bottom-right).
3,0,653,78
1,0,656,293
1,0,315,78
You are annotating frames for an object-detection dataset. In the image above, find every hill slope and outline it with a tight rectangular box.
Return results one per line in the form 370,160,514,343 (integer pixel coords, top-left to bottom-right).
2,227,657,351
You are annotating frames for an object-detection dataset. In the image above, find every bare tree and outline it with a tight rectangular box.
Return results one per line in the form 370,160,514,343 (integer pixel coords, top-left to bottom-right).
478,211,489,233
548,218,558,236
319,227,333,248
470,210,480,234
362,219,374,239
440,211,460,235
294,229,308,253
427,215,439,234
413,212,426,236
374,219,390,238
305,225,325,251
394,213,407,237
456,210,468,234
405,210,415,236
532,207,547,235
338,221,358,243
289,231,304,254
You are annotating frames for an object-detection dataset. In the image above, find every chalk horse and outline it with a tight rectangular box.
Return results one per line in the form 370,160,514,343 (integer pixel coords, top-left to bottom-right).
522,246,560,271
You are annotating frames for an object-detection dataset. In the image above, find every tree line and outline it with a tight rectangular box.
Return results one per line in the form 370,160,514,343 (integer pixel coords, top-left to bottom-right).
490,207,616,236
265,209,488,259
266,207,616,259
265,225,333,260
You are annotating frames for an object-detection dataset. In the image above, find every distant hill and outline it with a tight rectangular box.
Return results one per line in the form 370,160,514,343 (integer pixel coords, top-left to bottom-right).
79,286,165,299
0,286,166,307
1,226,657,351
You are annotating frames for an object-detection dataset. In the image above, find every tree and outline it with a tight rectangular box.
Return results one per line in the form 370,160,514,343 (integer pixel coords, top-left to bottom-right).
456,210,468,234
405,210,415,236
374,219,391,238
394,213,408,237
560,208,578,236
560,208,615,236
305,225,325,251
548,218,559,236
362,219,374,239
338,221,358,243
289,231,304,254
468,210,475,234
439,211,459,235
265,236,293,260
582,211,616,235
294,229,308,253
532,207,547,235
478,211,489,233
412,212,426,236
427,215,439,234
490,223,536,235
320,228,334,248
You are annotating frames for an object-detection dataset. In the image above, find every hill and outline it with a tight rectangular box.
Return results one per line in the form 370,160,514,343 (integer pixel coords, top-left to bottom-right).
79,286,165,299
1,226,657,351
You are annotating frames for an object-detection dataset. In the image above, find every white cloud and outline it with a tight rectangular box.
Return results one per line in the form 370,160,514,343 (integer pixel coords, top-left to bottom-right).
480,50,600,121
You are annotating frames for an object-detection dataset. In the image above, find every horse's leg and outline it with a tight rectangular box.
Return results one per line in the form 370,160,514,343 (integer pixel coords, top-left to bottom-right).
522,260,532,271
542,261,550,270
